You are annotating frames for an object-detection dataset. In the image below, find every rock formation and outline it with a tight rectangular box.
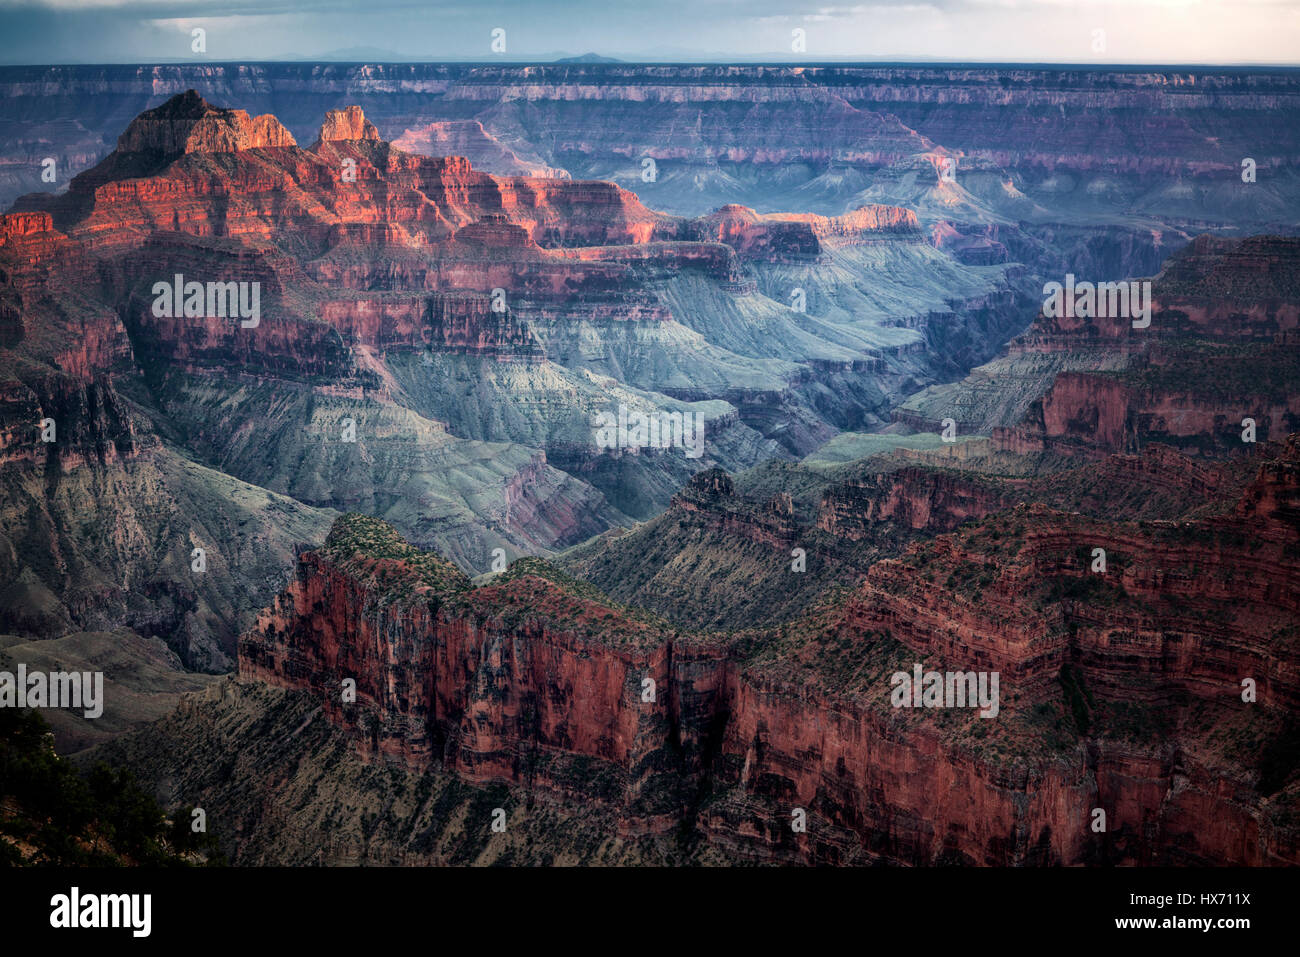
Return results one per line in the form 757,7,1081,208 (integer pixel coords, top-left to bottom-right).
238,437,1300,865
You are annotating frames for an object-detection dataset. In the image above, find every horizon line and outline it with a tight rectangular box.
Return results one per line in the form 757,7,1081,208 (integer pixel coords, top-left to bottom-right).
3,58,1300,70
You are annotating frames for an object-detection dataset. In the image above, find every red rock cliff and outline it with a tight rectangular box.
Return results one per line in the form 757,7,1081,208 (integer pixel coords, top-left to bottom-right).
239,440,1300,865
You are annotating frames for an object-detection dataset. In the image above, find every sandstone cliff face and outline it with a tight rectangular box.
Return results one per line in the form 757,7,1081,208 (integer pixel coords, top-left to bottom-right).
907,234,1300,455
0,210,57,246
317,292,543,359
0,212,99,301
668,468,801,549
239,440,1300,865
693,203,921,263
0,211,142,468
316,106,379,144
818,467,1005,538
996,342,1300,458
116,89,295,157
1016,234,1300,350
239,516,732,824
718,444,1298,865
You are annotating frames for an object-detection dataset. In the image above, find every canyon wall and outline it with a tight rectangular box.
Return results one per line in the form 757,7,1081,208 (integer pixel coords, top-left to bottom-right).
239,440,1300,865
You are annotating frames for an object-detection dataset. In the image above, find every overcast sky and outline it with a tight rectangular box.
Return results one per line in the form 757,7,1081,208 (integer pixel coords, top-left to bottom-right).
0,0,1296,65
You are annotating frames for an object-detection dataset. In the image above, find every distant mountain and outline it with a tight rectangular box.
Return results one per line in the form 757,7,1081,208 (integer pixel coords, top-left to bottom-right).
554,53,623,63
307,46,414,61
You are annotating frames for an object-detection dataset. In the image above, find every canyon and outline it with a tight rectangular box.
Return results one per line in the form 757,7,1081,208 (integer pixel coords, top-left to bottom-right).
0,69,1296,867
5,63,1297,307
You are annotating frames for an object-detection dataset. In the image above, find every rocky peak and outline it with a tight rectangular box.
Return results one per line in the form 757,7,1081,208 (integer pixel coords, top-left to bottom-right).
317,105,380,143
709,204,762,225
116,90,296,157
685,467,734,499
